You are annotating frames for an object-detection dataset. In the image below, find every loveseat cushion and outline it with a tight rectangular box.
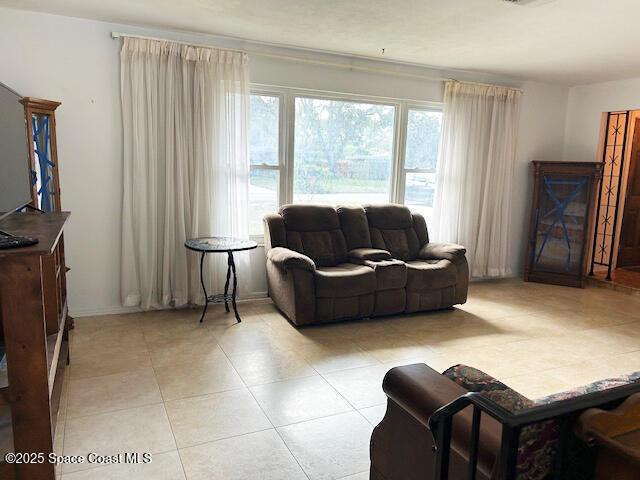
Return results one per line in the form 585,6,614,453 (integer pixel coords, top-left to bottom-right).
349,248,391,262
280,204,348,267
280,204,340,231
366,204,422,261
315,263,376,298
419,243,467,262
337,206,372,250
364,259,407,290
405,259,458,291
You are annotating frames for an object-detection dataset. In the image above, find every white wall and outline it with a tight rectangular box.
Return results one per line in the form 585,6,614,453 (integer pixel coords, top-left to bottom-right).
511,82,569,274
564,77,640,162
0,7,569,316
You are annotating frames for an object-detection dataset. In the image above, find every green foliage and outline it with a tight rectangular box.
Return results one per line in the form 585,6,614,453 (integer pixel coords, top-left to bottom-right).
293,97,395,193
250,95,279,166
249,95,442,202
405,110,442,171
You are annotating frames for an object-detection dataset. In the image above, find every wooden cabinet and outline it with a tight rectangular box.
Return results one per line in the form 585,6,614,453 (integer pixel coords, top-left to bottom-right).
23,98,62,213
0,212,70,480
524,161,603,288
576,393,640,480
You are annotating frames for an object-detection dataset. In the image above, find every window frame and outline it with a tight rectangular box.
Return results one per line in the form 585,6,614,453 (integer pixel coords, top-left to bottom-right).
248,90,286,240
248,84,442,241
396,105,444,211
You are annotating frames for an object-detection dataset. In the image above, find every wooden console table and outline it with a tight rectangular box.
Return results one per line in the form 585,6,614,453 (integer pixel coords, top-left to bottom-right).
576,392,640,480
0,212,71,480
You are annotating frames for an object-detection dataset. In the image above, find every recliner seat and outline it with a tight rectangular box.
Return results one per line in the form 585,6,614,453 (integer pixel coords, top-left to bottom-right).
263,203,468,326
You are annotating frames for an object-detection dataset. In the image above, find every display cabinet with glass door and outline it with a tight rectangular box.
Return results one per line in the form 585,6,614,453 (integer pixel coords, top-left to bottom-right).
23,98,62,212
525,161,603,287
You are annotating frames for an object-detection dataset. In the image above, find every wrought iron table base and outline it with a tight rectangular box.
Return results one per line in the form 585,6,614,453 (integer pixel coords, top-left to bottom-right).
198,251,241,323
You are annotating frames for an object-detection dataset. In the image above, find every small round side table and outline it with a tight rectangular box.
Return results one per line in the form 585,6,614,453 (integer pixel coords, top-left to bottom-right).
185,237,257,323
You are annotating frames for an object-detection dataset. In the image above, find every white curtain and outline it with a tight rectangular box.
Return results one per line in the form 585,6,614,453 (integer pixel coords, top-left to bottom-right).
433,81,521,278
120,37,250,309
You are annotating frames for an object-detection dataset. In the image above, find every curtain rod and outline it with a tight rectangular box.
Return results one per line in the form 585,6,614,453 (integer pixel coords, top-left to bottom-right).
111,31,523,93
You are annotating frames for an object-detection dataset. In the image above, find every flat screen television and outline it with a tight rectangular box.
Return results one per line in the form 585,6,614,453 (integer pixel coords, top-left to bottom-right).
0,82,32,222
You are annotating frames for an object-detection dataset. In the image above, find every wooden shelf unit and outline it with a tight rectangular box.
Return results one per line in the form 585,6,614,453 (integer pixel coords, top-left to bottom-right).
0,212,71,480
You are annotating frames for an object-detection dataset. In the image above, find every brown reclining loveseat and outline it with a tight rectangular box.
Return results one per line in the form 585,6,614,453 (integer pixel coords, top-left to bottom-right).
263,204,468,326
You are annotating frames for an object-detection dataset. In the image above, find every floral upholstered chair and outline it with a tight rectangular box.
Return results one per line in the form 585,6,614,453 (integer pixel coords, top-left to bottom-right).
442,364,640,480
370,363,640,480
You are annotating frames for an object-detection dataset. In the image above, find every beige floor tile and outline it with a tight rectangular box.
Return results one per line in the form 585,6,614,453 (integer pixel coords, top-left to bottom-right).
66,278,640,480
607,350,640,372
300,342,381,374
425,326,530,351
354,334,437,363
537,332,634,361
179,429,306,480
148,340,227,369
142,322,221,350
71,324,147,356
227,349,317,385
437,345,535,379
322,364,390,409
382,351,455,373
338,472,369,480
580,323,640,352
358,404,387,426
501,372,578,400
61,450,185,480
63,404,176,473
154,357,244,401
250,376,353,426
278,411,373,480
67,368,162,418
456,297,539,319
165,389,271,448
73,313,145,331
216,324,279,356
69,347,153,380
54,417,65,477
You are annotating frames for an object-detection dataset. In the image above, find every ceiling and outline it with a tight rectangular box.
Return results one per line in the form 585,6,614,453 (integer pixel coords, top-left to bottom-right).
2,0,639,85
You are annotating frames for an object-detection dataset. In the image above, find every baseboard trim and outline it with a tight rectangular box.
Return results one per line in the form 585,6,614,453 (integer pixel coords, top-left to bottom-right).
69,291,270,318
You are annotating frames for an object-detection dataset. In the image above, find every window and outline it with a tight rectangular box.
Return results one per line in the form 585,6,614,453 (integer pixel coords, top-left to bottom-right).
402,109,443,222
249,94,281,235
248,88,442,238
293,97,396,205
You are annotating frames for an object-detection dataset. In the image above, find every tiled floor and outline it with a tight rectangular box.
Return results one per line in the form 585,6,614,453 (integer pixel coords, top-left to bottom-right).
54,279,640,479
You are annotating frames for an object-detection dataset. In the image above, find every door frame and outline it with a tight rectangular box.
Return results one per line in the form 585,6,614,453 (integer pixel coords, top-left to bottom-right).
616,116,640,268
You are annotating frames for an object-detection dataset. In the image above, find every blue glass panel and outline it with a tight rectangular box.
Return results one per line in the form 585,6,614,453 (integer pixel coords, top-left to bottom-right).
534,174,589,274
31,113,56,212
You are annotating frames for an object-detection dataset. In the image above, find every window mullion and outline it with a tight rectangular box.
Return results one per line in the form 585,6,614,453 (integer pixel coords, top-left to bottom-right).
393,102,409,204
282,93,295,206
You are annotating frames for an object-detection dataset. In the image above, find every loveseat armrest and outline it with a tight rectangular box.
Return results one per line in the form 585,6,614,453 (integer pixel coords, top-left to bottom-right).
348,248,391,263
267,247,316,272
419,242,466,262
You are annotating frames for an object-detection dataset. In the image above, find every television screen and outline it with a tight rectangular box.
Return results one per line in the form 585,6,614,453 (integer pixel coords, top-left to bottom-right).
0,83,32,220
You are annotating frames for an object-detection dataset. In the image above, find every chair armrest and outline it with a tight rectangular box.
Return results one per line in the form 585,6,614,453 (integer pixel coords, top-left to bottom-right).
348,248,391,263
382,364,501,476
383,364,468,427
267,247,316,272
419,242,466,262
